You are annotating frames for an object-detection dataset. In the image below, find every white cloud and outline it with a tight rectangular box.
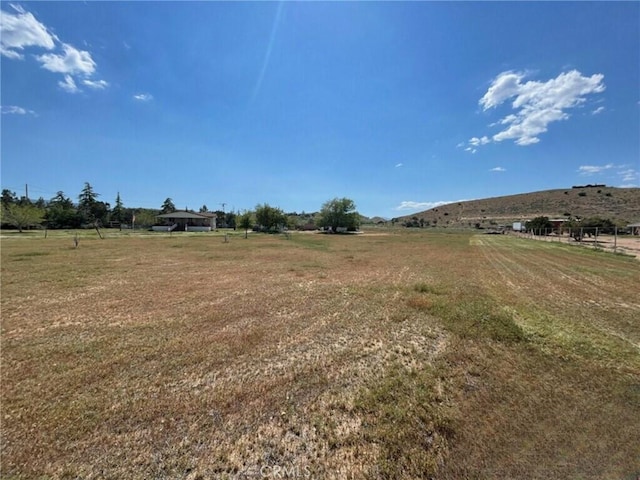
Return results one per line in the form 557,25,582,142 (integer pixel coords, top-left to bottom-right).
577,164,639,186
58,74,80,93
619,168,638,183
0,4,56,59
133,93,153,102
395,199,471,212
1,5,107,94
468,70,605,150
592,106,605,115
395,163,403,168
479,71,524,110
489,167,506,172
83,79,109,90
469,136,490,147
37,43,96,76
1,105,35,115
578,164,614,175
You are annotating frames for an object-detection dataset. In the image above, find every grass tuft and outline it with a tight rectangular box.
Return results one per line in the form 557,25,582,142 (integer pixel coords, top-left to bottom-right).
355,362,456,479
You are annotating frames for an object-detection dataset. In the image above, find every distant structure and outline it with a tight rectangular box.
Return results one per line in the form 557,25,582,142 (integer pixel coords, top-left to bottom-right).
154,210,217,232
572,184,606,189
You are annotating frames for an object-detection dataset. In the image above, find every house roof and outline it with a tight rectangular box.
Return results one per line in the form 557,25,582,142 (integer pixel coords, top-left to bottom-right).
628,222,640,228
156,210,216,219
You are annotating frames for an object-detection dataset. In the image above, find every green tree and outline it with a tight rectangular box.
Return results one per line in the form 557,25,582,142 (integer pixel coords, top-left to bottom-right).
1,203,45,232
317,197,360,232
78,182,100,225
111,192,125,224
131,208,158,227
525,216,553,235
34,197,46,209
255,203,286,232
160,198,176,214
92,201,110,226
46,191,79,228
199,204,208,213
1,189,18,208
237,211,254,238
225,211,236,229
581,216,617,234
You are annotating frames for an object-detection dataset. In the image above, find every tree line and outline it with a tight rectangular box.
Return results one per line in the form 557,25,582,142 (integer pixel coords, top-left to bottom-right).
1,183,156,231
0,183,361,234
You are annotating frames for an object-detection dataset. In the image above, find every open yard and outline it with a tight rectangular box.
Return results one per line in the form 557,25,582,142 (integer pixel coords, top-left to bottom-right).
1,229,639,479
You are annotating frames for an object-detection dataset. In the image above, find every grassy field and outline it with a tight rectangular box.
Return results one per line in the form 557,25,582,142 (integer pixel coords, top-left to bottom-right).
1,229,639,479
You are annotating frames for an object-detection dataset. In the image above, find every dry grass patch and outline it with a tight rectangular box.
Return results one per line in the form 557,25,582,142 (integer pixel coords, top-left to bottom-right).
1,230,639,479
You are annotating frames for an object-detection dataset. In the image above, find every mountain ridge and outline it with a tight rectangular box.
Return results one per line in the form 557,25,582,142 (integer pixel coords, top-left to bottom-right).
395,186,640,228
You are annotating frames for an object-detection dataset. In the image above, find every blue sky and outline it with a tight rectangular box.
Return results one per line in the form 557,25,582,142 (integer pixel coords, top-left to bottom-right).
1,1,638,218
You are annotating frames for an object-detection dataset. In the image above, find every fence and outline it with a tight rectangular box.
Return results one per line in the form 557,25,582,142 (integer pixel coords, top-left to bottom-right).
514,226,640,257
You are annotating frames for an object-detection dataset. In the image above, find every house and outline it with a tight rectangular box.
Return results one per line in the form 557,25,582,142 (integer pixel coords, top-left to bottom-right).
628,222,640,235
154,211,217,232
549,218,567,234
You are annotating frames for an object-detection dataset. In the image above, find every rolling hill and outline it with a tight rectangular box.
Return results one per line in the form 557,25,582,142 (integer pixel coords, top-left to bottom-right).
396,185,640,228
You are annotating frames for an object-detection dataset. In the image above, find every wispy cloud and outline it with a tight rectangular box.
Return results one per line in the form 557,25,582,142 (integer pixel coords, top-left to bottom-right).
489,166,506,172
0,5,107,94
395,163,403,168
469,136,490,147
577,163,639,187
619,168,639,184
465,70,605,151
578,163,614,175
133,93,153,102
58,75,80,94
83,79,109,90
591,106,605,115
1,105,36,115
0,4,56,59
463,136,490,154
395,199,471,212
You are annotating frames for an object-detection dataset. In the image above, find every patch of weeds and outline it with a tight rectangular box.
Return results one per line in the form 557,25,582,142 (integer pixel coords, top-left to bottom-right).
355,362,457,479
413,282,444,295
406,295,433,311
409,284,526,344
10,251,50,260
444,299,526,343
288,235,330,251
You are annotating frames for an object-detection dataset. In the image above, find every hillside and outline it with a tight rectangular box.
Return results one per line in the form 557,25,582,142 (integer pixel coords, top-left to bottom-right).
397,186,640,228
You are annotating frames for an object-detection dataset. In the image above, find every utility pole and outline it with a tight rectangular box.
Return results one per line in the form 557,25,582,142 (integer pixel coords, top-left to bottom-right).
25,184,28,201
220,202,226,213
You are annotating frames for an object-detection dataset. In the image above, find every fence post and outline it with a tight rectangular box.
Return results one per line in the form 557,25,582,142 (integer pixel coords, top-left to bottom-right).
614,226,617,253
594,227,599,249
